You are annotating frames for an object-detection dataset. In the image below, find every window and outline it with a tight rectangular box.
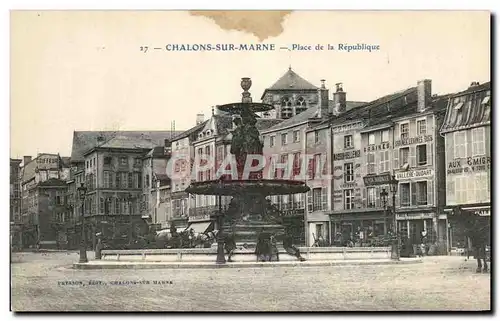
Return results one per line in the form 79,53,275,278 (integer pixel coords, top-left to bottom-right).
281,133,288,145
205,146,211,156
270,136,275,147
292,152,302,176
379,150,390,173
417,119,427,136
344,189,354,210
400,123,409,140
134,158,141,167
312,188,325,212
368,133,376,145
400,147,410,167
312,154,322,179
344,135,353,149
279,154,288,179
115,173,121,189
121,173,128,189
344,163,353,183
120,157,128,166
367,152,376,174
454,131,466,158
472,127,485,156
417,144,427,166
293,130,300,143
104,171,110,188
416,181,427,205
145,174,150,188
297,96,306,107
382,130,389,143
400,183,410,207
104,156,112,165
55,196,62,205
99,197,105,213
128,173,133,188
367,187,376,208
314,131,320,143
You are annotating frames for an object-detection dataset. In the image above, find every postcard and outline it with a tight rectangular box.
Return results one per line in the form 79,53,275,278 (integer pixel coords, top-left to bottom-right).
10,10,491,312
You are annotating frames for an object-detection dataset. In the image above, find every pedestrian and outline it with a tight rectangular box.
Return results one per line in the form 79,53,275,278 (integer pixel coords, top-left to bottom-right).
283,234,305,261
224,233,236,262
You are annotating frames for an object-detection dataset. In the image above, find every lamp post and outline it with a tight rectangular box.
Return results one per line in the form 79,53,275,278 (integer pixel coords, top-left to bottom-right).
380,188,389,235
215,193,226,264
77,183,88,263
389,174,400,260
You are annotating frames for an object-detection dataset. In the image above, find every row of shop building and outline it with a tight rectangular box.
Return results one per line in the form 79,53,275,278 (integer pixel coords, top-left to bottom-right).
10,67,490,252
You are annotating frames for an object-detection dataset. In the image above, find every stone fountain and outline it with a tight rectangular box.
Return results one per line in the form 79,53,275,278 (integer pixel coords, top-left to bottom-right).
185,78,310,262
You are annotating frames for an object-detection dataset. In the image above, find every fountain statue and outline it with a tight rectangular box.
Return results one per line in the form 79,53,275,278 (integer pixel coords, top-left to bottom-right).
185,77,310,263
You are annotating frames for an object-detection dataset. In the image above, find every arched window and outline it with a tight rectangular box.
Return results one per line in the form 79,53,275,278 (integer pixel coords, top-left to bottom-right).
295,96,307,115
281,97,293,119
296,96,306,106
282,97,292,107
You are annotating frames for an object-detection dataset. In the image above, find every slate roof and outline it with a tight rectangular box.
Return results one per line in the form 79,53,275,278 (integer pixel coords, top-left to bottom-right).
71,131,182,163
171,121,208,141
440,81,491,133
261,68,319,99
262,101,367,133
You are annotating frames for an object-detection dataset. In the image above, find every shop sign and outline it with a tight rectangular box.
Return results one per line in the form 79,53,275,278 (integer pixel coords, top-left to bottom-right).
333,150,360,161
339,182,358,189
281,209,305,217
364,142,390,152
331,121,364,134
394,135,433,147
363,173,392,186
396,213,434,220
447,156,491,175
395,169,434,180
188,214,211,222
474,210,490,216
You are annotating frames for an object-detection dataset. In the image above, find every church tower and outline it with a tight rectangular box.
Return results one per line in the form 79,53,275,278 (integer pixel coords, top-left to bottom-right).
260,67,320,120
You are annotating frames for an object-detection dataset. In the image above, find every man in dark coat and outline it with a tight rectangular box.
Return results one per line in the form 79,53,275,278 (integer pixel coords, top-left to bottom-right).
469,221,489,273
283,234,306,261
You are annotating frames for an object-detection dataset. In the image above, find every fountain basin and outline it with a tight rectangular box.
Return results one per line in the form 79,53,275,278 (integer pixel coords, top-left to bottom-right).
100,247,392,263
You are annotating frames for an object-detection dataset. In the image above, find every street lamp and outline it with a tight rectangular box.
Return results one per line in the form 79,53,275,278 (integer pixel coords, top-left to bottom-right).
380,188,389,234
77,183,88,263
389,174,400,260
215,180,226,264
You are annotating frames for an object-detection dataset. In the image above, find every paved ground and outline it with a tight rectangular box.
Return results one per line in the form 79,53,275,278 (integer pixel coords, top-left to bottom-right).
10,251,491,312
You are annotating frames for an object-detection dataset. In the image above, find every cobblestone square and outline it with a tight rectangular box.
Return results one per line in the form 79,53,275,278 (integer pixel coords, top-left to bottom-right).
10,252,491,311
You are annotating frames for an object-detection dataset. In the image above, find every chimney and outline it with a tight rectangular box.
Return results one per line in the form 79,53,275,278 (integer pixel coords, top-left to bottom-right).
317,79,330,118
417,79,432,112
23,156,32,166
469,81,480,88
164,139,171,147
332,83,347,114
196,113,205,125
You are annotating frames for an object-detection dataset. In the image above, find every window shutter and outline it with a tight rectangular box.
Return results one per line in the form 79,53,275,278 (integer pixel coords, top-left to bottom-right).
362,187,367,208
427,142,433,166
446,179,455,205
393,148,399,169
307,191,313,213
411,182,417,206
427,180,434,206
393,125,399,140
321,188,328,211
375,187,381,208
465,130,472,157
410,146,416,168
409,119,417,137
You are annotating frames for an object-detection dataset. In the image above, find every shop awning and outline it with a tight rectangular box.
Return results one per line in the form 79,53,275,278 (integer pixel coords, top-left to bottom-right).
186,221,212,234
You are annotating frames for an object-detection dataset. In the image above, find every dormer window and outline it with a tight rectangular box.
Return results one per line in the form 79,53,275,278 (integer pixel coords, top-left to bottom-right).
454,102,464,110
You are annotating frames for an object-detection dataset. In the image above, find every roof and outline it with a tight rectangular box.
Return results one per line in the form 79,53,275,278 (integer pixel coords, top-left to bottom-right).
171,121,208,141
262,101,365,133
440,82,491,133
71,131,182,163
261,68,318,99
145,146,171,158
153,173,170,185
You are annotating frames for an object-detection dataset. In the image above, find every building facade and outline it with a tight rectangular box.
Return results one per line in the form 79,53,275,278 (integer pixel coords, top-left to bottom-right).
10,158,22,248
19,153,71,249
440,81,491,248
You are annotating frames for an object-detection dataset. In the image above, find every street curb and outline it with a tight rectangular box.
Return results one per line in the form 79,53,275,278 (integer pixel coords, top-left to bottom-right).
73,259,423,270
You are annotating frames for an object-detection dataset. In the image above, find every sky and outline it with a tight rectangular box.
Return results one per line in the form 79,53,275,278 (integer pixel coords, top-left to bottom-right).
10,10,490,159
